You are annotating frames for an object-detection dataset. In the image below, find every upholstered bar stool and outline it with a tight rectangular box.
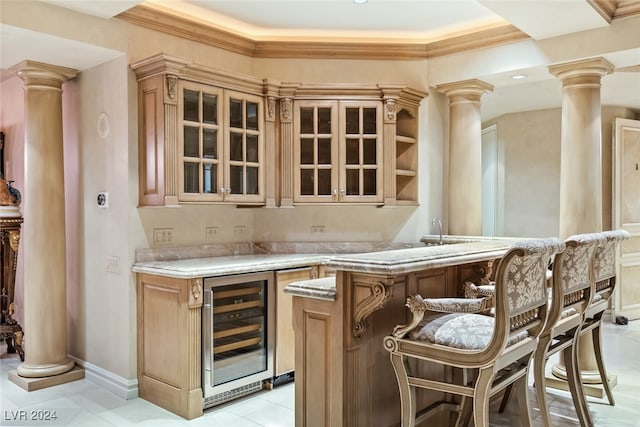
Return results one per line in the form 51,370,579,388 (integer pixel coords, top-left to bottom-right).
529,233,603,427
384,238,564,427
573,230,630,406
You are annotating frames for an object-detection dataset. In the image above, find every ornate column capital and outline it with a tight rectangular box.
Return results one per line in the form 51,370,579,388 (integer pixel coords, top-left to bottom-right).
548,57,614,90
435,79,494,105
10,60,77,90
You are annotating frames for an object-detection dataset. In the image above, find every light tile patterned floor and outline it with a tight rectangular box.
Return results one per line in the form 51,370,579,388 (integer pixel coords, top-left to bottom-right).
1,320,639,426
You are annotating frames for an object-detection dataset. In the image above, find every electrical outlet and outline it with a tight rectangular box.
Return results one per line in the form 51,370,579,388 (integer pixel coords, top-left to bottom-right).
234,226,247,237
311,225,325,233
154,228,174,245
206,227,219,239
105,255,120,273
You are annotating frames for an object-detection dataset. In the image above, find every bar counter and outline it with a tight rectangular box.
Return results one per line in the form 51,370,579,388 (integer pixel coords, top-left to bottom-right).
286,236,522,427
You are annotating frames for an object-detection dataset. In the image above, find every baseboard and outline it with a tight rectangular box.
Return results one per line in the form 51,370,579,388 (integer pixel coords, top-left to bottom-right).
69,355,138,400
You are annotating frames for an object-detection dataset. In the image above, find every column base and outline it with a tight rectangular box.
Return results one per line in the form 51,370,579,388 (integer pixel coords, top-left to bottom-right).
545,367,617,399
9,366,85,391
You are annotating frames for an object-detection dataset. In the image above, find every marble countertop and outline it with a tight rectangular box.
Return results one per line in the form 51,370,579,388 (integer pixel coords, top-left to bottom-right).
325,237,523,275
132,253,332,279
132,237,525,279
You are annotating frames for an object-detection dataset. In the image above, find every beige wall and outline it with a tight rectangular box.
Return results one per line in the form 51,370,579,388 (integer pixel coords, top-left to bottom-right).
483,106,639,239
484,108,562,237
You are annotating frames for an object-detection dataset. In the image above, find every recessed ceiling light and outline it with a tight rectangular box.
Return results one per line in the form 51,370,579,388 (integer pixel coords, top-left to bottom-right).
511,74,527,80
354,0,368,4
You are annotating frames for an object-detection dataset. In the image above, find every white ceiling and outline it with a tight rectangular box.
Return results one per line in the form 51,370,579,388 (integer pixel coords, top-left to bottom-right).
3,0,639,121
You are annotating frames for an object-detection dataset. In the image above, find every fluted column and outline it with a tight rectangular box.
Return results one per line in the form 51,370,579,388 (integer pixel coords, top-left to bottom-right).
551,58,614,238
436,80,493,235
549,57,614,394
9,61,79,385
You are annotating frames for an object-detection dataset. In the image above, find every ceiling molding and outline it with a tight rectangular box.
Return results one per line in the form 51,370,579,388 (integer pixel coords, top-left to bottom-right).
117,5,256,57
587,0,618,23
117,5,529,61
614,0,640,18
424,25,528,58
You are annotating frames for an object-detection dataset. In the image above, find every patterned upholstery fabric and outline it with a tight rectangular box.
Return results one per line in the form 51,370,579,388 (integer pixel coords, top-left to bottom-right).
593,234,618,281
560,237,595,293
464,281,495,298
409,313,529,350
506,247,548,316
423,297,490,313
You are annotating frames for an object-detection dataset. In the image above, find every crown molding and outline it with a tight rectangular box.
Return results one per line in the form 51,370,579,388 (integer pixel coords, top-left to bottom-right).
588,0,618,22
117,5,529,60
614,0,640,18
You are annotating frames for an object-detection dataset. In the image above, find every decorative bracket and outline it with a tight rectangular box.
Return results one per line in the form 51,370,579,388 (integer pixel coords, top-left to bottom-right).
352,275,394,338
188,278,203,308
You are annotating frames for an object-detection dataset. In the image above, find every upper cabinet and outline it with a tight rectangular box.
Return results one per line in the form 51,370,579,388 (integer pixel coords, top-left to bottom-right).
293,100,382,204
179,82,264,204
132,54,427,207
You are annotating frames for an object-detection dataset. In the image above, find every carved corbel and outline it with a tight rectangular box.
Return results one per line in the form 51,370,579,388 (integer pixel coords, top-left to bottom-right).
384,98,396,122
267,96,276,122
189,278,203,308
166,74,178,101
352,275,395,338
280,98,292,123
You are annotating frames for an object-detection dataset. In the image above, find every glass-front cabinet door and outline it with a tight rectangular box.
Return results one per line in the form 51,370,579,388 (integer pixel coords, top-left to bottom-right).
293,100,382,203
178,82,264,204
224,91,264,204
339,101,383,203
179,81,224,202
293,101,339,203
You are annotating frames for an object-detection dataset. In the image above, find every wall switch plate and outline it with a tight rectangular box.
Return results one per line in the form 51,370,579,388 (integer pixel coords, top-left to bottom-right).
206,227,219,239
154,228,174,245
311,225,325,233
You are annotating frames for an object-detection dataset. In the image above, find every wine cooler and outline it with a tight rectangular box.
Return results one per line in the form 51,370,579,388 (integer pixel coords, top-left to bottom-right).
202,271,275,408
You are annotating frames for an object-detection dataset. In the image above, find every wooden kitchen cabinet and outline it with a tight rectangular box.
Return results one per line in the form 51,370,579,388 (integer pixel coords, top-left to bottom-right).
282,84,427,206
274,266,318,379
293,100,383,204
136,273,204,420
131,54,273,207
132,54,427,207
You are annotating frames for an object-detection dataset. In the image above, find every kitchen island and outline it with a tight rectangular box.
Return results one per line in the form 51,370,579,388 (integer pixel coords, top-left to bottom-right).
284,237,522,427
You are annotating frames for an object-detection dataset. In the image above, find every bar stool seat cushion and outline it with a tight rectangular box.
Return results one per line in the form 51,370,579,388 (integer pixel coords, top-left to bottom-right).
408,312,529,350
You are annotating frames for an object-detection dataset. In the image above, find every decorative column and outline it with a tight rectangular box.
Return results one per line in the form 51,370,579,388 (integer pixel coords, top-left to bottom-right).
436,80,493,235
548,57,614,397
551,58,614,239
263,80,280,208
279,84,298,208
8,61,83,390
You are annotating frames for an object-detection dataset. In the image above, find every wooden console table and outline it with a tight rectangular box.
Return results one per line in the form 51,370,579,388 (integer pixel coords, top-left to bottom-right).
0,206,24,361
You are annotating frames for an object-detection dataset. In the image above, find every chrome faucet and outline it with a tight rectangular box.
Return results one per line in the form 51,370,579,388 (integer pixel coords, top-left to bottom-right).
432,217,443,245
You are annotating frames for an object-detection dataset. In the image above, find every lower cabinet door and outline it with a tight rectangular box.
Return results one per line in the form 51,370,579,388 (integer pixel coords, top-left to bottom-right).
275,267,315,377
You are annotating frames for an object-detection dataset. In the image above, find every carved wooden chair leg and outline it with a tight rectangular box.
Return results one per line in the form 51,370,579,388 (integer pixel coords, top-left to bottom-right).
563,342,593,427
390,352,417,427
456,396,473,427
472,367,495,427
532,333,553,426
592,323,615,405
514,373,534,427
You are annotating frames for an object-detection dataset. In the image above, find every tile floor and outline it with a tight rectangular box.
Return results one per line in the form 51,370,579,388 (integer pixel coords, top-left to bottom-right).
1,320,639,426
